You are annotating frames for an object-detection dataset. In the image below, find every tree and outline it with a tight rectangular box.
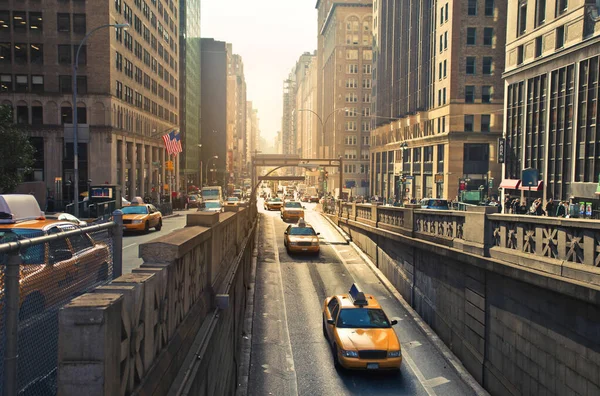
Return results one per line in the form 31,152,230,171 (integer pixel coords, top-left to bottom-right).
0,105,35,193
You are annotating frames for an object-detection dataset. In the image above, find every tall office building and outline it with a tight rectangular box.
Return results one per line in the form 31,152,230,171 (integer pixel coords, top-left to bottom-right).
316,0,373,196
200,38,227,187
281,72,296,175
227,51,247,184
295,51,318,184
0,0,180,202
370,0,506,202
179,0,201,189
503,0,600,205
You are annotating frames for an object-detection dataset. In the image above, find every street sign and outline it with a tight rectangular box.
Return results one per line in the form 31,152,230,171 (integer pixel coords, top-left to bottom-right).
498,138,506,163
404,175,415,180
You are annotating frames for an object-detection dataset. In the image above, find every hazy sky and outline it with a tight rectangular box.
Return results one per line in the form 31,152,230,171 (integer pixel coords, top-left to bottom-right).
201,1,318,141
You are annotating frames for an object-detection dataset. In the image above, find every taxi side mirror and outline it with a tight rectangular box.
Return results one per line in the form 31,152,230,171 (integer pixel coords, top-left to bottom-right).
317,232,321,235
284,231,288,235
391,320,398,326
303,206,306,209
327,319,335,325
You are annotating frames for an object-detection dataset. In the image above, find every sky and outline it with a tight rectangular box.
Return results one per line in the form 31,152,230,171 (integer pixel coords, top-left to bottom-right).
201,0,318,141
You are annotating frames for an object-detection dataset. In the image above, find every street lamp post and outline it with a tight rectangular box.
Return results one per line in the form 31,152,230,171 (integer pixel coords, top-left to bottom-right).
205,155,218,186
72,23,129,218
197,144,203,188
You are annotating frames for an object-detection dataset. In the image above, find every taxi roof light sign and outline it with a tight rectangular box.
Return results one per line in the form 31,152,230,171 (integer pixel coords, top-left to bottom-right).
348,283,368,306
0,194,45,224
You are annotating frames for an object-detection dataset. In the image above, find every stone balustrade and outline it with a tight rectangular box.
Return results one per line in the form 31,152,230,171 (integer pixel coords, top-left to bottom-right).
57,208,255,396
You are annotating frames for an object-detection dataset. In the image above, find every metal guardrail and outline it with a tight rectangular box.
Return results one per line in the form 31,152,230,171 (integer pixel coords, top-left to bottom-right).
0,211,123,396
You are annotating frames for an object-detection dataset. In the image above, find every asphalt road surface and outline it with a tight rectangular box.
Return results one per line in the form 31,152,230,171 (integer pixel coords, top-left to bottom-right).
248,200,479,396
121,209,196,273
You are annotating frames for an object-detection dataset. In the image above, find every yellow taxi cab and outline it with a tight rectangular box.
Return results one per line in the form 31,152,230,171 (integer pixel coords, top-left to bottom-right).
280,201,305,222
0,194,111,319
225,197,240,207
323,283,402,370
121,197,162,232
264,197,283,211
283,219,320,254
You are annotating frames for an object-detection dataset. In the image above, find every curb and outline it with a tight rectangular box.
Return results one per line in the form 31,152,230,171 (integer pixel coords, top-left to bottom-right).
320,213,489,396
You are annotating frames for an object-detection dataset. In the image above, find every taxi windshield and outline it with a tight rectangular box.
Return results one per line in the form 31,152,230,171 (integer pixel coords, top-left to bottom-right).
336,308,391,328
121,206,149,215
227,197,239,202
270,198,282,202
289,227,316,236
284,202,302,208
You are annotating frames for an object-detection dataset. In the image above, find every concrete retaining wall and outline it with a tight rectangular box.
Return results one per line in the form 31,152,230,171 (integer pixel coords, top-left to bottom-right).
334,216,600,396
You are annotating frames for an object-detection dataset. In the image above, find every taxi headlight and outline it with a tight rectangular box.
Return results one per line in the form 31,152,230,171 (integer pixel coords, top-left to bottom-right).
388,350,401,358
132,220,143,224
342,349,359,358
312,241,319,246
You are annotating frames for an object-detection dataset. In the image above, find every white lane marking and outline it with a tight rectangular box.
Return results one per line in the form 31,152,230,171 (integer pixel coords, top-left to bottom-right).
269,216,299,394
124,243,137,249
328,240,438,396
424,377,451,388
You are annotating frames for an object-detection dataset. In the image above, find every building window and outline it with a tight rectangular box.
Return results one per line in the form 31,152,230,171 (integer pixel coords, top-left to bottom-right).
517,45,524,64
0,43,11,63
346,49,358,60
438,62,443,80
16,105,28,124
116,80,123,98
443,88,447,104
517,1,527,36
363,64,372,74
438,89,442,106
482,57,493,74
467,28,476,45
15,75,28,92
445,3,449,21
464,115,474,132
32,106,43,124
30,44,43,64
77,106,87,124
344,149,357,159
0,11,10,32
466,57,476,74
13,11,26,32
440,6,444,24
485,0,494,16
14,43,27,64
77,76,87,94
535,36,543,57
58,44,71,64
30,12,42,31
0,74,12,92
362,79,371,89
31,75,44,93
439,35,443,53
465,86,475,103
535,0,546,27
61,106,72,124
443,60,447,78
481,115,491,132
57,13,70,32
347,64,358,74
345,121,357,131
468,0,477,15
59,75,71,93
556,0,567,16
73,14,86,34
483,28,493,46
344,135,357,145
556,25,565,49
482,86,492,103
444,31,448,49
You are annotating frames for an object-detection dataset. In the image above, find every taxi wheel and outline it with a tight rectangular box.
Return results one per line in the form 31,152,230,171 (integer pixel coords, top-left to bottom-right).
332,344,341,368
19,292,45,320
144,221,150,233
155,219,163,231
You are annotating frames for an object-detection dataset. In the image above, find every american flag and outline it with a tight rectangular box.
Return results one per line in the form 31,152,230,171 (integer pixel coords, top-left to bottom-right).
162,130,182,156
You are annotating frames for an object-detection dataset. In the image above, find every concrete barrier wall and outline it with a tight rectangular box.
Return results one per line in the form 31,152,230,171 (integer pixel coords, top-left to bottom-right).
333,209,600,396
57,208,256,396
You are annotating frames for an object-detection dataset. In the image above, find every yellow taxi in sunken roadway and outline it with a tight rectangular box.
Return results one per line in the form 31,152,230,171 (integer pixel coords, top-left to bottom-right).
121,197,162,232
283,219,320,254
280,201,305,222
323,283,402,370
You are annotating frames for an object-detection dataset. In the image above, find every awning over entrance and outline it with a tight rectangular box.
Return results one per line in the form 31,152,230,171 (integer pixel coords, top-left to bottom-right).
499,179,521,189
520,180,543,191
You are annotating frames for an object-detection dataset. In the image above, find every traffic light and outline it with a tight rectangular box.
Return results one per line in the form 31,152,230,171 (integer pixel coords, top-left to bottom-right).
324,171,329,179
165,161,174,171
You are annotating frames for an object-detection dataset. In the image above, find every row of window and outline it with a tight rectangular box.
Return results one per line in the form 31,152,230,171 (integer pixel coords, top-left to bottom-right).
115,80,175,123
466,27,495,46
0,74,87,94
347,64,372,75
345,107,372,117
0,11,43,32
345,79,372,90
345,16,372,46
56,13,86,34
345,49,373,61
515,26,565,66
466,56,494,75
465,86,494,103
517,0,568,37
343,164,370,174
464,114,492,132
468,0,496,17
343,135,371,146
345,93,374,103
345,120,372,132
12,104,87,125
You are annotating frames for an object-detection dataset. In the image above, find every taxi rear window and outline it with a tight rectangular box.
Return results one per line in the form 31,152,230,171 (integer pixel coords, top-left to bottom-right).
289,227,316,236
336,308,391,328
284,202,302,208
0,229,45,265
122,206,149,215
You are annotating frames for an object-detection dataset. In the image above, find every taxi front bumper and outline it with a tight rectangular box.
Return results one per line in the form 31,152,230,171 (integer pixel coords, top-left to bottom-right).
338,354,402,370
266,204,282,210
123,221,147,231
282,212,304,220
287,243,319,253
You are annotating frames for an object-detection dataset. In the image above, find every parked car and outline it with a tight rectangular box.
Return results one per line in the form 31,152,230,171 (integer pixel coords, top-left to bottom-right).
419,198,450,210
0,194,112,319
188,194,201,208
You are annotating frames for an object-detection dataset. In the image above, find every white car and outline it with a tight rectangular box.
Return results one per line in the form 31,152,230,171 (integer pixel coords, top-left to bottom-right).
200,200,223,213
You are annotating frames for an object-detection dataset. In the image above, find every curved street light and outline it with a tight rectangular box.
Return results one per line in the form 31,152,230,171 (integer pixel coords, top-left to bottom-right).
72,23,129,217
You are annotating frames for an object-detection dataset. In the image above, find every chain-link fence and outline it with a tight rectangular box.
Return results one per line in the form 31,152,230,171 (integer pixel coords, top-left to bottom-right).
0,217,122,396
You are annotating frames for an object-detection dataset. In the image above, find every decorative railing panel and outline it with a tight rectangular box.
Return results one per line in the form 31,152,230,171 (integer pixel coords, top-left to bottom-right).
377,207,406,228
356,205,372,221
414,211,465,240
